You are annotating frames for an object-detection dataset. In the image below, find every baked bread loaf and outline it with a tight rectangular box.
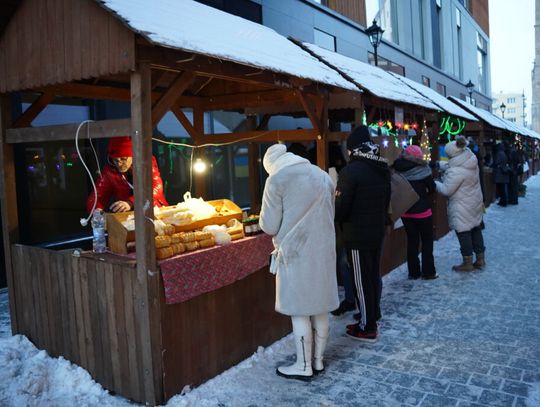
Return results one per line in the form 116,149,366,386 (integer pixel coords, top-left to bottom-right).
170,233,183,244
162,224,176,236
155,235,172,248
179,232,197,243
156,246,174,260
184,241,199,251
171,243,186,255
198,237,215,248
194,231,213,241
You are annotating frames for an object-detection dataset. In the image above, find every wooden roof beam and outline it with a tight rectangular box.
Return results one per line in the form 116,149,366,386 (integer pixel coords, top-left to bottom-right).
199,128,318,145
170,105,197,139
6,119,131,143
297,91,322,133
151,71,195,126
13,92,55,128
35,83,203,108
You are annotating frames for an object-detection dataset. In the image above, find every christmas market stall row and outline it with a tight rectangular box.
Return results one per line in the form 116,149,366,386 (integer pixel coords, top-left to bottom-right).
1,0,539,405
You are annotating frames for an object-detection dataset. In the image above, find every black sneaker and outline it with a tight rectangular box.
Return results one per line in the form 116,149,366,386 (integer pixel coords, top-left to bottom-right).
421,273,439,280
331,300,356,316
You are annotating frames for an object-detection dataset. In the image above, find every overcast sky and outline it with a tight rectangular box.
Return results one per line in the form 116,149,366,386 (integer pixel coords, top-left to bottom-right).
489,0,535,120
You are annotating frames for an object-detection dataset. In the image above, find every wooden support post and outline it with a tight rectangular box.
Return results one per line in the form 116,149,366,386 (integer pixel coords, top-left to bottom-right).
431,115,440,162
130,61,163,406
316,96,329,170
246,115,261,212
193,107,207,199
151,71,195,127
0,94,19,334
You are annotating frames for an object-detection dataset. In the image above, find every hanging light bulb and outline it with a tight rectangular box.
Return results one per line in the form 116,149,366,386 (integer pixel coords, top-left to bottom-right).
193,158,207,173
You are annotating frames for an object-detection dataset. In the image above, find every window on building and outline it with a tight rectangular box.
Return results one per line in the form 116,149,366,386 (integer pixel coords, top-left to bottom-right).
436,82,447,96
418,0,426,59
434,0,444,69
508,108,516,113
507,97,516,103
476,32,487,93
194,0,262,23
422,76,430,87
314,28,336,51
508,118,516,122
457,10,463,80
368,53,405,75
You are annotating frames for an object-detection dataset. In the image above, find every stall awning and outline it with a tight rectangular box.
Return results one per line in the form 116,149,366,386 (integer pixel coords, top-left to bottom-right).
449,96,540,139
389,73,477,121
98,0,357,91
298,42,440,111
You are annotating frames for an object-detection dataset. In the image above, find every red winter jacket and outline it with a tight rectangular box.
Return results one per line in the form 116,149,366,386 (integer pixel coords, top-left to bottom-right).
86,156,168,214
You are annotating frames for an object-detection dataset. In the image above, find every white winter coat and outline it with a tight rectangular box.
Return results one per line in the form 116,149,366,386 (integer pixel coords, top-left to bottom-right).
260,144,339,316
436,147,483,233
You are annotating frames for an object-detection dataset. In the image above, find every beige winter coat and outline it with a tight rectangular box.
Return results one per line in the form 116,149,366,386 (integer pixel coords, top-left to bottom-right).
260,144,339,316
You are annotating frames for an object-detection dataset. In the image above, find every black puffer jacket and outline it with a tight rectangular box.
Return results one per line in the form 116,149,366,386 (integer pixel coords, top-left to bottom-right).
335,155,391,250
392,156,436,215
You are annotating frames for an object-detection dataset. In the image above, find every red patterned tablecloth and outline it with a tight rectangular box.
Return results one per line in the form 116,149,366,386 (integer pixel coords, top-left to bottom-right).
159,233,274,304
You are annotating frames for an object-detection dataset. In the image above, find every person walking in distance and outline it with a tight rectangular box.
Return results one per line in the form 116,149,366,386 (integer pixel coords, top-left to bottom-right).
392,145,437,280
260,144,339,380
436,136,485,271
335,126,391,342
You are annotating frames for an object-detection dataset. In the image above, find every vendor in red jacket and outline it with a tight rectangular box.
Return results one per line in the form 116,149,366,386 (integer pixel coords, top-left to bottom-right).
86,136,168,213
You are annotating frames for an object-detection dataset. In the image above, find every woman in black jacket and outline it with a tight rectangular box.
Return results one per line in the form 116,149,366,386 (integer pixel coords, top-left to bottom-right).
393,145,437,280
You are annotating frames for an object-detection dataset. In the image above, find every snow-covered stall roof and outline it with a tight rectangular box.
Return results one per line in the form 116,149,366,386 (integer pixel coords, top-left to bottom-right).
98,0,357,92
389,73,477,121
300,42,439,110
448,96,510,130
449,97,540,139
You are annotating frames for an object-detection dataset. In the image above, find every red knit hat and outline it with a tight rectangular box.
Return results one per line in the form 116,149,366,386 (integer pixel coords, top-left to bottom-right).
107,136,133,158
404,145,423,159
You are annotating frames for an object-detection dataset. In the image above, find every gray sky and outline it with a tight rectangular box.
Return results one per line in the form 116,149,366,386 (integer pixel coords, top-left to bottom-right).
489,0,535,120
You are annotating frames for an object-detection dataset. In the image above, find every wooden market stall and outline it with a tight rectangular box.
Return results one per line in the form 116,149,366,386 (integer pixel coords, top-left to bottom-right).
0,0,364,405
294,41,482,260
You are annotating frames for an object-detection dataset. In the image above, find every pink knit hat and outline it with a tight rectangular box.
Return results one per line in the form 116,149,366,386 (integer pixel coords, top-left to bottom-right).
404,145,423,159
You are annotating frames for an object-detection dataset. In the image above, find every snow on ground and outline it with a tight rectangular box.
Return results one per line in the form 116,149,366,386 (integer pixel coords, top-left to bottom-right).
1,175,540,406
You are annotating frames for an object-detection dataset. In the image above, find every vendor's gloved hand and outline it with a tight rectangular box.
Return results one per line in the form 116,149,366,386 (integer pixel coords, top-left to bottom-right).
110,201,132,212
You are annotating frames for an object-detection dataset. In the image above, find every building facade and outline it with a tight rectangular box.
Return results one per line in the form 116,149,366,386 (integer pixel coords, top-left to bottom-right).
532,0,540,132
492,92,527,126
198,0,492,109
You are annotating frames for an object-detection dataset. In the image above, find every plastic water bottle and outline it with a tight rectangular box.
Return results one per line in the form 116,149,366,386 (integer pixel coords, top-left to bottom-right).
91,209,107,253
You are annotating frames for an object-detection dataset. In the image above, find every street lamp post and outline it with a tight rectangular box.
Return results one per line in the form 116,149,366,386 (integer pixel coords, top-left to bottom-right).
366,20,384,66
500,102,506,119
465,80,474,104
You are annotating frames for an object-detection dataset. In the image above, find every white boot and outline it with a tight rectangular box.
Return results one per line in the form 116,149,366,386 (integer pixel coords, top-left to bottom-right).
276,316,313,380
311,313,329,374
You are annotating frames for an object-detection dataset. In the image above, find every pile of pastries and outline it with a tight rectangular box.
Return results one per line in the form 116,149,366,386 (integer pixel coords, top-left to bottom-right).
154,218,244,260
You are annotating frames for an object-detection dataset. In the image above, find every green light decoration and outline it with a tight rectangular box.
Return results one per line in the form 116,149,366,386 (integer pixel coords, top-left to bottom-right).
439,116,466,137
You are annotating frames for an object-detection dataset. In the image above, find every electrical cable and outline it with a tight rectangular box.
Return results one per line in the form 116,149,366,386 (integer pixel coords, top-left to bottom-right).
75,120,98,226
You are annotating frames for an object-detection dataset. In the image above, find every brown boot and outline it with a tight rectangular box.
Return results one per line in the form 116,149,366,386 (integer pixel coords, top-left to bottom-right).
452,256,474,272
473,252,486,269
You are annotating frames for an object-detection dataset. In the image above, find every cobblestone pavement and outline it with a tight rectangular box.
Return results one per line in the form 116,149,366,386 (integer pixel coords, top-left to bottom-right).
172,176,540,407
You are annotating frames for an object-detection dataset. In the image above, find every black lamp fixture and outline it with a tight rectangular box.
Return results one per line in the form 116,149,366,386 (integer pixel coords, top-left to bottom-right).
465,80,474,102
500,102,506,118
366,20,384,66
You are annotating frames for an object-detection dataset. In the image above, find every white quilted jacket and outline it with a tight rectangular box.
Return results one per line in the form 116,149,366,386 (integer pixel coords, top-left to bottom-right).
436,148,483,233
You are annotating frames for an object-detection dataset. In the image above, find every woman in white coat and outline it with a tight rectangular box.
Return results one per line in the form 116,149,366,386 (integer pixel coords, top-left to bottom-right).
436,135,485,271
260,144,339,381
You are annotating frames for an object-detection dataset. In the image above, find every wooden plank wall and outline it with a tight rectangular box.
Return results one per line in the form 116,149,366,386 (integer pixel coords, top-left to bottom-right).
0,0,135,93
327,0,366,27
10,245,154,404
161,267,290,401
